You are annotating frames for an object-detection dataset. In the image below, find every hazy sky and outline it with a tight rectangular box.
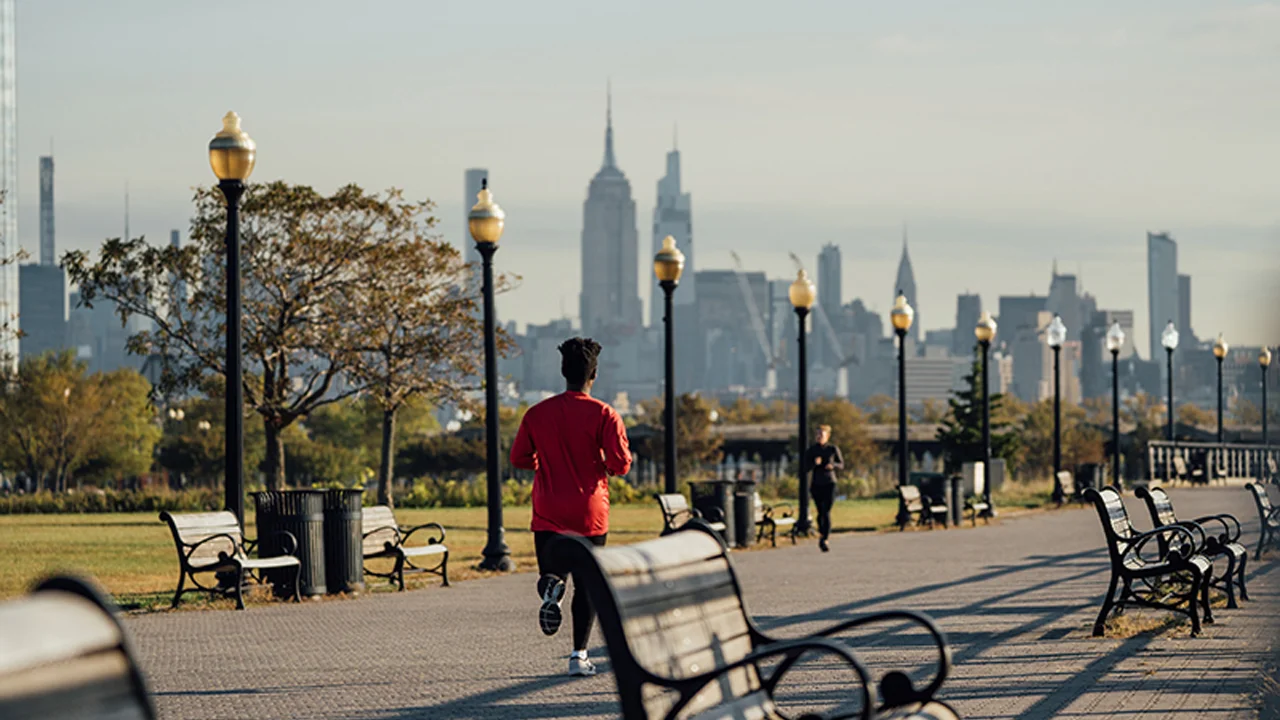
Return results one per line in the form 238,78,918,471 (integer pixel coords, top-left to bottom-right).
14,0,1280,351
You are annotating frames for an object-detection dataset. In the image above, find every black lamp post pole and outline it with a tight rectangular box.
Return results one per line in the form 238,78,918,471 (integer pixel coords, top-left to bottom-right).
218,179,245,531
476,242,513,572
1053,344,1062,477
980,339,992,514
1111,349,1121,487
661,280,678,495
1166,348,1175,443
795,307,811,537
895,327,909,525
1264,363,1269,448
1216,356,1224,444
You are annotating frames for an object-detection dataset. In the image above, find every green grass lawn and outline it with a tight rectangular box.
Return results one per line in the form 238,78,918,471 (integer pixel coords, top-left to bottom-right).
0,487,1050,608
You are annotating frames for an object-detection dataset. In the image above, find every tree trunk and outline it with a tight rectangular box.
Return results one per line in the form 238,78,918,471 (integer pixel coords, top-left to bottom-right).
378,407,397,508
263,418,286,491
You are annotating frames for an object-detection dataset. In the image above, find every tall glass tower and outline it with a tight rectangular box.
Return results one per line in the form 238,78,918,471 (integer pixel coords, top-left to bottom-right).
0,0,16,364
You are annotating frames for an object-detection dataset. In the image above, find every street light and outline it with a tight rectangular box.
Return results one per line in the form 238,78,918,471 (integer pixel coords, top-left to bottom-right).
974,311,997,516
1208,333,1228,443
469,179,513,573
789,269,816,537
653,235,685,495
1106,322,1125,487
167,408,185,422
890,291,914,526
1262,347,1272,447
1046,315,1067,503
209,111,255,532
1161,321,1179,442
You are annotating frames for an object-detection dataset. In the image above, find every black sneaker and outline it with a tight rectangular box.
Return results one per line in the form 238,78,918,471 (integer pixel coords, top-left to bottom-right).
537,574,566,636
819,539,830,553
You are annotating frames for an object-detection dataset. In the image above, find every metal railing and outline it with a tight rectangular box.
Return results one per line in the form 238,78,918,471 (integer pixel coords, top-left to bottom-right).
1147,441,1278,483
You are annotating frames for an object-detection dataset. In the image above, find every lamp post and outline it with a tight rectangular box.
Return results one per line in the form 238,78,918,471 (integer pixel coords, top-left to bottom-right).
208,111,255,532
790,270,816,537
974,312,997,515
1161,321,1179,442
1212,333,1228,444
469,179,513,573
1106,322,1125,487
890,291,914,525
1046,315,1067,502
1262,347,1272,447
653,235,685,495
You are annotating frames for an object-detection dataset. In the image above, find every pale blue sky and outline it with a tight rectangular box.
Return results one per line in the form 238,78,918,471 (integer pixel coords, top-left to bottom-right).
14,0,1280,350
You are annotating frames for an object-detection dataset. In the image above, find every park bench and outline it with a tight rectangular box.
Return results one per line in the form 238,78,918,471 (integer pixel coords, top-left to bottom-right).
1267,457,1278,482
1135,485,1247,608
1245,483,1280,560
160,510,301,610
1171,456,1205,486
1083,487,1213,637
898,485,948,530
1053,471,1076,506
963,470,990,527
0,575,156,719
1209,455,1228,484
753,491,797,546
656,492,726,536
561,522,960,720
361,505,449,591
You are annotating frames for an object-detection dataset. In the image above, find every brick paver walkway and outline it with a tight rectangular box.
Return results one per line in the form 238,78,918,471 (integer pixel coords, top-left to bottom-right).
127,487,1280,719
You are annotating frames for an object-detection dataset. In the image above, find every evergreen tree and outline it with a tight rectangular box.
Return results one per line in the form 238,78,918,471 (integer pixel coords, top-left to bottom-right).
937,352,1021,474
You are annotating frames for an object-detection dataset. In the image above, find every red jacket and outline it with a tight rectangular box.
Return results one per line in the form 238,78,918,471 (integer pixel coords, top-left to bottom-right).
510,391,632,536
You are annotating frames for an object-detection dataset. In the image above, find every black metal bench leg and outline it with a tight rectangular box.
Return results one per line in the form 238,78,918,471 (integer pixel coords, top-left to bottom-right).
1093,571,1120,637
1221,554,1238,609
170,570,186,609
441,552,451,587
292,564,302,603
1197,568,1213,628
234,568,246,611
1237,553,1249,601
1257,526,1270,561
394,554,407,592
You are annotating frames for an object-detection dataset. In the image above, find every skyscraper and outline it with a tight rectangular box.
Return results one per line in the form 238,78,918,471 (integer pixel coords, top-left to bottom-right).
0,0,16,363
998,294,1048,403
1147,232,1178,360
953,293,982,357
893,229,919,343
579,89,641,338
817,243,842,366
1177,273,1194,345
40,156,54,266
649,137,692,327
1046,263,1081,337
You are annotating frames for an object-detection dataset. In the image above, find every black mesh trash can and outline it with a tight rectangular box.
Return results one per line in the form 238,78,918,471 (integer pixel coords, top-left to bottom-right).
732,475,758,548
689,479,736,547
254,490,327,598
324,489,365,595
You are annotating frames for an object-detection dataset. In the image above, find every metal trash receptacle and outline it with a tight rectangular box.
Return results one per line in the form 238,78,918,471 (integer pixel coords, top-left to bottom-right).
254,490,327,598
732,475,758,548
1076,463,1102,494
323,489,365,594
689,479,736,547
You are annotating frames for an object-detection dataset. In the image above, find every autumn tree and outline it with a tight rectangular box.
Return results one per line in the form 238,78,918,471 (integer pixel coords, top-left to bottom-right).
936,357,1022,474
1018,399,1105,477
636,393,723,478
864,394,897,424
806,396,881,474
1177,403,1215,430
913,397,948,423
64,182,472,491
719,397,779,425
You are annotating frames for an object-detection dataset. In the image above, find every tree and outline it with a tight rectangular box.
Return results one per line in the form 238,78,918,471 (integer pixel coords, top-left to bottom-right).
1177,403,1215,430
64,182,465,490
636,393,723,478
913,398,948,424
1121,392,1164,478
0,352,159,490
936,356,1022,474
864,394,896,424
806,397,881,473
718,397,778,425
346,231,495,506
156,389,266,488
1018,399,1105,477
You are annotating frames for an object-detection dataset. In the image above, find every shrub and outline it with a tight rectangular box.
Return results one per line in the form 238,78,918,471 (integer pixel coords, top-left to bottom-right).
0,488,223,515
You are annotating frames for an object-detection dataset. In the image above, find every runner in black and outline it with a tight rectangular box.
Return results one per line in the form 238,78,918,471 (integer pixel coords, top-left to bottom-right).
805,424,843,552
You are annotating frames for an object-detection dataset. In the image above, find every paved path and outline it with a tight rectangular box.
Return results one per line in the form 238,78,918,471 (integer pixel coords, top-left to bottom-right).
127,488,1280,719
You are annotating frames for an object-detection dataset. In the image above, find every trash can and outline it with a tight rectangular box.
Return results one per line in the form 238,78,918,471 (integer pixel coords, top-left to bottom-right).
732,475,758,548
689,479,736,548
1075,463,1102,495
323,489,365,595
948,475,964,528
254,490,327,598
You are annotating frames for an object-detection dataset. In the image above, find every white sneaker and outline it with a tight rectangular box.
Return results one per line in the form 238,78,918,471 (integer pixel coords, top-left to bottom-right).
569,655,596,677
537,574,566,637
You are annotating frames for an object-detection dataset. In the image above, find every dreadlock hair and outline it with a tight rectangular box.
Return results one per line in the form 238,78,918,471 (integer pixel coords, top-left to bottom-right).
558,337,602,388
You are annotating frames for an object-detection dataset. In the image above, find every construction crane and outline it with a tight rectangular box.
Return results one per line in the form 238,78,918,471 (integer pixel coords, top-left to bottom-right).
787,252,854,396
729,251,778,392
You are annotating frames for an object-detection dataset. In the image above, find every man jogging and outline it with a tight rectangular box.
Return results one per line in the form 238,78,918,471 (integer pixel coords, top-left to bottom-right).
804,424,843,552
509,337,632,677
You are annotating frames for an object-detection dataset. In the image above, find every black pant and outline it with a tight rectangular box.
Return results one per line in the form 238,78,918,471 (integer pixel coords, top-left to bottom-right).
811,481,835,540
534,531,607,651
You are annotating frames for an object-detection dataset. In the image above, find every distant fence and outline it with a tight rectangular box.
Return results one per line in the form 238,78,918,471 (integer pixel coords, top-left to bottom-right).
1147,441,1278,483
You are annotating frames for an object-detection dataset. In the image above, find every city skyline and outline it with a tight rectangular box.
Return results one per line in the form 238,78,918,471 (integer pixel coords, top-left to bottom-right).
7,0,1279,351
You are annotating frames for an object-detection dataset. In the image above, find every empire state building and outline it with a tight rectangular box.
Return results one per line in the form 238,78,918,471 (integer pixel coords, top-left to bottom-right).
579,90,641,339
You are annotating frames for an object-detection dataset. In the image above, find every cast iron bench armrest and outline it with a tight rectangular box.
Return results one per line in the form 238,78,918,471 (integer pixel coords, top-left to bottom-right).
181,532,247,564
399,522,446,547
1189,513,1241,544
695,506,725,524
797,609,951,706
1170,520,1209,553
241,530,299,558
765,502,794,518
1123,525,1198,562
663,637,874,720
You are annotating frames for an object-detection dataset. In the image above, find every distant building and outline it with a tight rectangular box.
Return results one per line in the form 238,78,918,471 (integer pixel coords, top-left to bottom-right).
649,140,693,326
952,293,981,357
0,1,17,363
998,295,1047,403
579,90,641,339
1147,232,1178,361
40,156,54,266
924,329,953,356
517,319,575,393
893,231,920,343
1177,273,1196,347
18,264,65,359
1081,308,1136,400
1039,337,1081,404
1046,265,1081,339
694,270,769,391
815,243,844,367
898,356,969,408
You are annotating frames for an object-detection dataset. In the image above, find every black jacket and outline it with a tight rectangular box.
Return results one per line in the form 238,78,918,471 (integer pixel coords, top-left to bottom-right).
805,443,844,484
